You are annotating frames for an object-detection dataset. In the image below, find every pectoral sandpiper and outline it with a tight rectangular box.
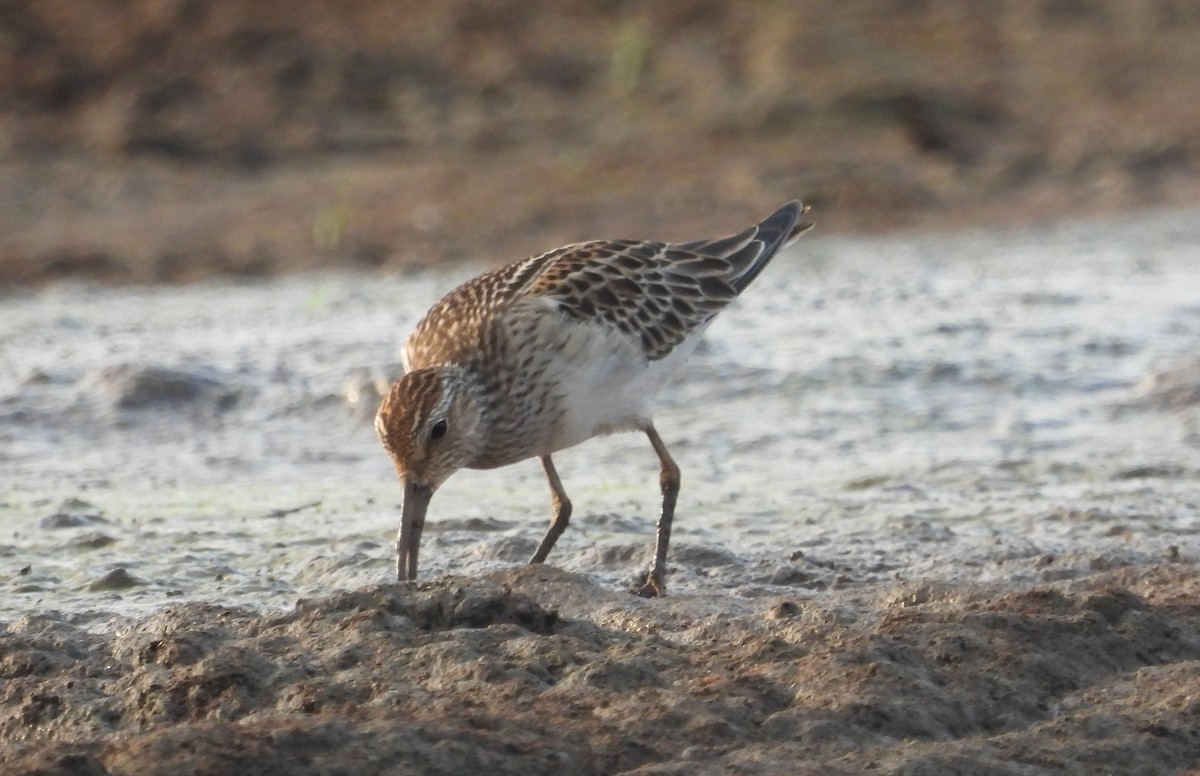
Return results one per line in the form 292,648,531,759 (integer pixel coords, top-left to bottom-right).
376,201,813,596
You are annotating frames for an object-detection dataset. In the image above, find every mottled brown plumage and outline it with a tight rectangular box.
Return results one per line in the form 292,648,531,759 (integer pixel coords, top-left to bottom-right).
377,201,813,595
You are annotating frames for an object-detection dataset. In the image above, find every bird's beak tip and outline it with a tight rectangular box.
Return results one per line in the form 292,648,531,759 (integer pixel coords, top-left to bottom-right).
396,478,434,582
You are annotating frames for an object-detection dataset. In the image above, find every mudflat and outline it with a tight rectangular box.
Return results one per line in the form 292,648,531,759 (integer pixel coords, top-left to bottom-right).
3,212,1200,774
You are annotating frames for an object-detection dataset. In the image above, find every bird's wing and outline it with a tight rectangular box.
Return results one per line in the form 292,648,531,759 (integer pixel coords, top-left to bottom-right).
404,201,813,367
526,201,812,360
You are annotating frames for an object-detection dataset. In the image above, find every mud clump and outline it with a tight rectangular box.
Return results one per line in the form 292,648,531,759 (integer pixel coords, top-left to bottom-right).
3,565,1200,775
294,582,560,634
94,365,238,412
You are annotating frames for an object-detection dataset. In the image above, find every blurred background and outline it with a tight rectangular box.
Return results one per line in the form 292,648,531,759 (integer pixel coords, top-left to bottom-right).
2,0,1199,284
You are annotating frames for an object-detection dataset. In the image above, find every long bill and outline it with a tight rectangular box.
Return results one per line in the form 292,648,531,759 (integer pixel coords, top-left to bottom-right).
397,478,433,581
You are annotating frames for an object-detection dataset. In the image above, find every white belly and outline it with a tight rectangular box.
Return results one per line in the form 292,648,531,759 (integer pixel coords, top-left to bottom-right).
541,317,703,454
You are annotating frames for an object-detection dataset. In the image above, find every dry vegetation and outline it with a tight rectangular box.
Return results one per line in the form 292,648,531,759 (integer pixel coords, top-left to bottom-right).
2,0,1200,283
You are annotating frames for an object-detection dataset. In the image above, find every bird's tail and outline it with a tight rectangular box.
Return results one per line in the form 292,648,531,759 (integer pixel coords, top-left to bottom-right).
674,201,814,293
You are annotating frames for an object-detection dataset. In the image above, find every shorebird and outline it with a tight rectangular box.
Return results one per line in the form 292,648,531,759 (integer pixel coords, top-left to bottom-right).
376,201,813,596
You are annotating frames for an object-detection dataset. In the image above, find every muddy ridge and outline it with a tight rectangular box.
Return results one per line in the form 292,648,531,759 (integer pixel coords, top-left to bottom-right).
4,565,1200,776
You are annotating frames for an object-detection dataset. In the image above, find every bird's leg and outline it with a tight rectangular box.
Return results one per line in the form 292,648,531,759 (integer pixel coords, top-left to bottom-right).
529,455,573,564
633,424,680,598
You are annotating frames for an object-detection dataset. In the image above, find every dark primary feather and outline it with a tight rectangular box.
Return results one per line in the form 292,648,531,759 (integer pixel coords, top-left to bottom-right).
673,200,813,292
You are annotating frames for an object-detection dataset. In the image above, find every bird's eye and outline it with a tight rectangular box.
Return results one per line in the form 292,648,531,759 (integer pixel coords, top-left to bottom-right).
430,419,448,441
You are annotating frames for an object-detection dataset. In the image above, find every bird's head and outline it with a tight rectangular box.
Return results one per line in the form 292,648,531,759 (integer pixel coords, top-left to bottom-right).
375,365,482,580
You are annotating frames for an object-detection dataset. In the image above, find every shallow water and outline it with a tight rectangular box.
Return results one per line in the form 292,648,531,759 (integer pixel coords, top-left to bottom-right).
2,210,1199,622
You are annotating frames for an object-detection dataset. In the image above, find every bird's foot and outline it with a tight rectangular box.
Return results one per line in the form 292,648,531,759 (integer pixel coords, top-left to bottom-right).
631,568,667,598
